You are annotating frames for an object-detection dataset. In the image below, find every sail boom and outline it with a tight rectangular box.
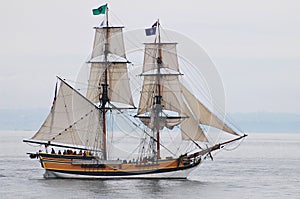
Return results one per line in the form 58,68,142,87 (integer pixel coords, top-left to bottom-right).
135,115,188,119
110,107,136,110
102,106,137,110
23,139,102,152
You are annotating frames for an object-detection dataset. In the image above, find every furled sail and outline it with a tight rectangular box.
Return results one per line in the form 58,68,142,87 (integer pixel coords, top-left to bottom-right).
180,83,238,135
31,79,103,150
86,27,134,106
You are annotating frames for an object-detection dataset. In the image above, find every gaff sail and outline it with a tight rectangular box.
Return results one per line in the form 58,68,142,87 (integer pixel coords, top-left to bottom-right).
30,78,103,151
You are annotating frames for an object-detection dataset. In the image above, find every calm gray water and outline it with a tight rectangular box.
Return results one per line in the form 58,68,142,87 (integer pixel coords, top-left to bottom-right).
0,131,299,198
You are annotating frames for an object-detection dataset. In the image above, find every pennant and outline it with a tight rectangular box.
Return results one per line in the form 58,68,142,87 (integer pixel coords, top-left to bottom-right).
152,21,158,27
99,20,104,28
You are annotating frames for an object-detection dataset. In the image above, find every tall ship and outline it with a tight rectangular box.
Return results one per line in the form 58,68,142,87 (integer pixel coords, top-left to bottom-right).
24,5,247,179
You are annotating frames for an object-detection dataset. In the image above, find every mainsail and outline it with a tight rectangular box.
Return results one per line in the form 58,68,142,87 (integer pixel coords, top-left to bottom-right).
31,78,103,150
86,27,134,107
137,43,185,130
137,38,238,142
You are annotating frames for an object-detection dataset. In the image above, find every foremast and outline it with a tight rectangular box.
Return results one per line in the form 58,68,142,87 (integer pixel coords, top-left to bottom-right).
100,6,110,160
155,19,162,159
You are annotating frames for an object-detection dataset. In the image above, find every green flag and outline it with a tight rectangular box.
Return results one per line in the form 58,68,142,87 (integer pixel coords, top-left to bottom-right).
92,4,107,15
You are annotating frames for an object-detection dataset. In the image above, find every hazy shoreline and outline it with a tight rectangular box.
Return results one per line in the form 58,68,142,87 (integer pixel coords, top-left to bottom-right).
1,109,300,133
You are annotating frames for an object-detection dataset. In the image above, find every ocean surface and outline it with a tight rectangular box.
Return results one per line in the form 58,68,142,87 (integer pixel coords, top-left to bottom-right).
0,131,299,199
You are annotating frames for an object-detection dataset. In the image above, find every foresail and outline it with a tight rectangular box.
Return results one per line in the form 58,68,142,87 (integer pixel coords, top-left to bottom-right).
31,79,103,150
86,62,134,106
180,83,238,135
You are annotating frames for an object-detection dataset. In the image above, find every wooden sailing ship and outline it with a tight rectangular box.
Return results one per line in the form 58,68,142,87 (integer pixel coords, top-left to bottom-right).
24,5,246,179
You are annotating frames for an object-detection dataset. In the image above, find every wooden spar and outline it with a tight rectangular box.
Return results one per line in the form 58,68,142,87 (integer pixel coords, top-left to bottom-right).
219,134,248,146
188,134,248,158
156,19,161,159
105,4,108,27
23,139,102,152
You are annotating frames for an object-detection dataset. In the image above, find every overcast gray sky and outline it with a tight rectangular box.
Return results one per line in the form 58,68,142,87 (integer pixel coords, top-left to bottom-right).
1,0,299,113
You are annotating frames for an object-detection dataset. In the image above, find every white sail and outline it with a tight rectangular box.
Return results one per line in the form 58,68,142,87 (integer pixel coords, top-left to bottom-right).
86,27,134,106
86,62,134,106
31,79,103,150
91,27,126,59
143,43,179,73
137,76,182,115
181,83,238,135
181,103,208,142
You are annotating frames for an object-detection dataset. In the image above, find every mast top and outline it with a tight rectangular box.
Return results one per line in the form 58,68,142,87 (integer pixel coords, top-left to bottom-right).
157,19,161,44
105,4,109,27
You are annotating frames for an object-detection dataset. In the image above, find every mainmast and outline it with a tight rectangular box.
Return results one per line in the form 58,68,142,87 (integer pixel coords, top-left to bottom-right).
155,19,162,159
139,20,183,160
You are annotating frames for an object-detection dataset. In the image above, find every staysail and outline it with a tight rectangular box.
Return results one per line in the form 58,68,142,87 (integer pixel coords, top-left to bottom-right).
31,78,103,150
180,83,238,136
86,27,134,107
181,102,208,142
